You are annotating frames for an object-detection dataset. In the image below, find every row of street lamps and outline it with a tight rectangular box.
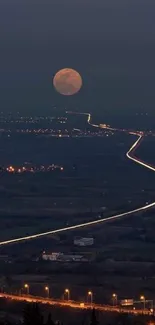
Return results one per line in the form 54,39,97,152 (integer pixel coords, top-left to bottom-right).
23,284,93,303
22,285,153,311
139,295,154,311
112,293,153,312
24,284,50,298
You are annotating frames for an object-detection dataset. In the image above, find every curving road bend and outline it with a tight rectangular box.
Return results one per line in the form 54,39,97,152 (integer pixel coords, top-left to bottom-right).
0,113,154,247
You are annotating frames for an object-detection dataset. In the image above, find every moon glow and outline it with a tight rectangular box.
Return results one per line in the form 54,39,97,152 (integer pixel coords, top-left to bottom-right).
53,68,82,96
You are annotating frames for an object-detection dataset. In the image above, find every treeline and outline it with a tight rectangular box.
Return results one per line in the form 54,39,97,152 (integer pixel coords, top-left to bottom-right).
22,305,155,325
23,305,99,325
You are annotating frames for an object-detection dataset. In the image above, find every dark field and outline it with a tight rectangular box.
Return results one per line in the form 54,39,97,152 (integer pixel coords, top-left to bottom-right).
0,131,154,241
0,128,155,304
136,135,155,166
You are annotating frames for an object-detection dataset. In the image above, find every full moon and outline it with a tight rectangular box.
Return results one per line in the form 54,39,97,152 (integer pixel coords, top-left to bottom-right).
53,68,82,96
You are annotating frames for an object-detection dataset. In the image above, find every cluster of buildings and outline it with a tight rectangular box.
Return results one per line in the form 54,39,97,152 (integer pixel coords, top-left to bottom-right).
42,252,88,262
73,237,94,246
42,237,94,263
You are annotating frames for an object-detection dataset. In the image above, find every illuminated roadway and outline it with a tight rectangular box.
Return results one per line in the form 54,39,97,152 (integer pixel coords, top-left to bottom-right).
0,113,155,247
0,292,151,315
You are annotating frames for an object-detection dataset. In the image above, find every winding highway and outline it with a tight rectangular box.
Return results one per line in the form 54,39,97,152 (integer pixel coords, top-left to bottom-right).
0,113,154,247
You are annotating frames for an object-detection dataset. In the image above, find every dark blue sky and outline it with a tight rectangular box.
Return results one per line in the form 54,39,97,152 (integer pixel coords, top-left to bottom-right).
0,0,155,115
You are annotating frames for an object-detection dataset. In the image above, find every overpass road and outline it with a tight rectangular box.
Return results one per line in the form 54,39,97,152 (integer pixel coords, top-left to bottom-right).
0,292,152,316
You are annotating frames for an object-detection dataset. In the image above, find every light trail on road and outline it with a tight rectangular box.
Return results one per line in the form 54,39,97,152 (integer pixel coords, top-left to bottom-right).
0,200,155,246
0,293,151,315
126,134,155,172
0,112,154,247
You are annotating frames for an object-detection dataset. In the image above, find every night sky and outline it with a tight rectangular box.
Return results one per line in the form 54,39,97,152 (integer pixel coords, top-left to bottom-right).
0,0,155,115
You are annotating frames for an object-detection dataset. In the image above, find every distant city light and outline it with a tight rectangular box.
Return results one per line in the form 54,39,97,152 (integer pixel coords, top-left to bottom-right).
3,164,64,174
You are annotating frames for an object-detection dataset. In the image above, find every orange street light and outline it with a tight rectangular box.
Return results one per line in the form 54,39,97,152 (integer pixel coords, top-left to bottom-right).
24,284,29,295
64,289,70,300
45,286,49,298
140,295,145,300
88,291,93,304
112,293,118,306
140,295,145,310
